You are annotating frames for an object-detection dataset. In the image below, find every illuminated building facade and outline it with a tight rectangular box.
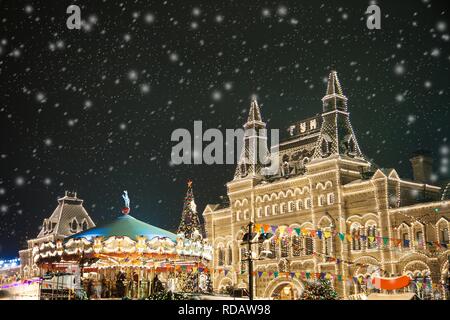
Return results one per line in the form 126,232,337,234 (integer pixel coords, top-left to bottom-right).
203,71,450,299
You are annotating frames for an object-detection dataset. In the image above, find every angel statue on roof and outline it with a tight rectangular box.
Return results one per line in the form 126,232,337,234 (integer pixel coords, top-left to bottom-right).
122,190,130,215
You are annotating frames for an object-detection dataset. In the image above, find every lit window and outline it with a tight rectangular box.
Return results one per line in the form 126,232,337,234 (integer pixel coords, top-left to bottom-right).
327,193,335,205
441,228,449,244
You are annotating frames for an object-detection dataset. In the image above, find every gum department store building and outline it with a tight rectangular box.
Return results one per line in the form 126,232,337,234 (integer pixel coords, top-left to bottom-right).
203,71,450,299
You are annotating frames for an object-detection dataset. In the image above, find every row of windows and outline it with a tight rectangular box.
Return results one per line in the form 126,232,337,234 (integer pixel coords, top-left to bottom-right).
69,218,89,234
218,226,450,266
398,228,449,249
217,234,332,268
255,199,311,218
235,193,335,221
350,225,379,251
235,182,333,208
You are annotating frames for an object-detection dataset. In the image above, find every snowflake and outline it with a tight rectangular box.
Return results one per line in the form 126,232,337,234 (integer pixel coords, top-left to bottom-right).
215,15,224,23
394,63,405,75
144,13,155,24
192,7,201,17
277,5,288,16
430,48,440,57
84,99,93,109
67,118,78,127
224,82,233,91
395,93,405,102
440,145,449,156
212,90,222,101
190,21,199,30
436,21,447,32
15,176,25,187
128,70,138,81
407,114,416,125
24,5,33,14
169,52,179,62
140,83,150,94
36,92,46,103
44,138,52,146
10,48,21,58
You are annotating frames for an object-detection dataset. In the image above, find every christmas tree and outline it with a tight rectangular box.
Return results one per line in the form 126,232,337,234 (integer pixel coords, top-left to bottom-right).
300,279,338,300
177,180,204,239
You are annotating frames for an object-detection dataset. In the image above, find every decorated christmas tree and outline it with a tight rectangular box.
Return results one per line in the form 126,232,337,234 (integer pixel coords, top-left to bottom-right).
177,180,204,239
300,279,338,300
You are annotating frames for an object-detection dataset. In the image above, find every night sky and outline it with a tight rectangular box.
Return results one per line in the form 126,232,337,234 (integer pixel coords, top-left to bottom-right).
0,0,449,258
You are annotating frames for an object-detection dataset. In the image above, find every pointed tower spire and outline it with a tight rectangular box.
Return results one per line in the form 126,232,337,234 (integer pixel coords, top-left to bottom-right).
312,70,365,160
246,95,263,125
234,97,270,179
322,70,348,113
178,180,204,238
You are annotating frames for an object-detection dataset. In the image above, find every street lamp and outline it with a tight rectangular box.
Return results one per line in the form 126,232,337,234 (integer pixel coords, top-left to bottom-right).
240,221,272,300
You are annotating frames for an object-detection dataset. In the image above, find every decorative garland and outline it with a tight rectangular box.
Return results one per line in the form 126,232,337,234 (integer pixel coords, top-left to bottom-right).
250,223,449,249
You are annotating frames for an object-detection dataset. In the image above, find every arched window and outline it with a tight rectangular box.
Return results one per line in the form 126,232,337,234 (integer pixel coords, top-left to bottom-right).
296,200,303,211
402,231,410,249
327,193,335,205
305,198,311,209
323,229,332,255
351,224,361,251
305,237,314,255
281,203,287,214
367,224,377,249
415,231,424,249
289,201,296,212
218,247,225,266
70,218,78,233
240,248,248,272
319,195,326,206
269,238,277,259
273,204,279,215
257,207,262,218
292,234,302,256
441,227,449,244
227,244,233,265
81,219,88,231
280,235,289,258
265,205,271,216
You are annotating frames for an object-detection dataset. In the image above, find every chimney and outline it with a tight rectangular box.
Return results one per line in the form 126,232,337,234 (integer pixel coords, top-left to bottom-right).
410,150,433,183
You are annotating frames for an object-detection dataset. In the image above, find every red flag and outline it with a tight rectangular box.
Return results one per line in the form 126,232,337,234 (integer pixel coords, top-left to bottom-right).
372,275,411,290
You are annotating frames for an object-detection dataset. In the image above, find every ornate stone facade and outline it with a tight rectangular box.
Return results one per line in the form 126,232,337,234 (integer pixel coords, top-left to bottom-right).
18,192,95,278
203,71,450,299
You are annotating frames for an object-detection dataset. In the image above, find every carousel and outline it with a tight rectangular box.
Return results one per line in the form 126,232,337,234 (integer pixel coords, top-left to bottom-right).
33,192,212,299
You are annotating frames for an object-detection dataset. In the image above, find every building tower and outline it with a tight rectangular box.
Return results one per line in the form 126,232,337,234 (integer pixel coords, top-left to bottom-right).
18,191,95,277
312,70,365,161
234,97,270,179
177,180,204,239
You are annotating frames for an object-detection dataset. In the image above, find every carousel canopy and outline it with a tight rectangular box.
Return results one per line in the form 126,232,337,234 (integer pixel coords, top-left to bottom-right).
67,214,177,242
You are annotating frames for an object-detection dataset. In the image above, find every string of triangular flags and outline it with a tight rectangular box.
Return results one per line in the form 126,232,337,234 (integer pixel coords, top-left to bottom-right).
215,267,433,288
249,223,448,249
